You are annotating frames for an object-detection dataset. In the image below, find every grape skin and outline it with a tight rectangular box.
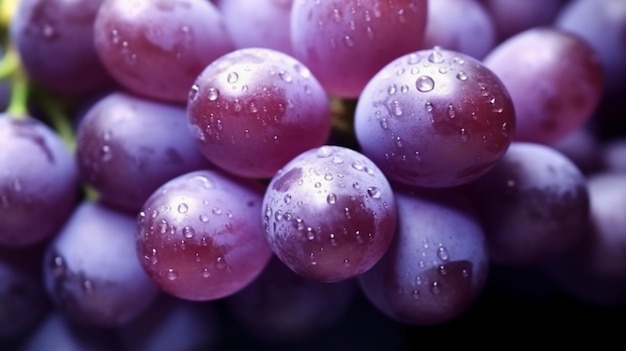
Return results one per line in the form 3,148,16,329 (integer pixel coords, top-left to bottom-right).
93,0,234,103
358,188,489,326
187,47,331,179
43,201,160,327
76,92,212,213
483,27,604,144
262,145,397,282
466,142,590,266
0,116,79,247
136,170,272,301
290,0,428,98
354,47,516,188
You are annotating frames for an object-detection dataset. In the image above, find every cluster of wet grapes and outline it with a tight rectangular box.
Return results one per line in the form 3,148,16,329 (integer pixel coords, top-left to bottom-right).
1,0,625,349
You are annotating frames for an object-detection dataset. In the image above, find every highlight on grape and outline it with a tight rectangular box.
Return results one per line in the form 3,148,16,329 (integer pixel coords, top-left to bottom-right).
1,0,625,348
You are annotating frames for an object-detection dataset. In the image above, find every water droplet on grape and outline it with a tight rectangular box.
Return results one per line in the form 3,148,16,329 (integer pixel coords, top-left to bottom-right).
447,105,456,118
279,71,293,82
424,102,434,112
215,257,227,270
416,76,435,92
202,268,211,278
207,88,220,101
343,258,351,267
283,194,292,203
367,187,381,199
327,193,337,204
226,72,239,84
431,281,441,295
182,226,195,239
177,203,188,214
167,269,178,281
189,85,199,102
316,145,334,158
388,84,397,95
456,72,468,81
437,246,450,261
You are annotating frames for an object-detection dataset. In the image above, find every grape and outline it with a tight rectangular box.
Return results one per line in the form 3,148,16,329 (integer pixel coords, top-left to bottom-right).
9,0,114,97
358,188,489,326
483,27,604,144
19,312,123,351
602,138,626,173
93,0,234,103
262,145,397,282
0,246,49,339
187,47,331,179
550,126,603,175
555,0,626,96
219,0,294,56
227,257,355,342
465,142,590,266
43,201,160,327
290,0,428,98
136,170,272,301
117,294,219,351
76,92,212,213
354,46,516,188
479,0,568,42
545,172,626,305
421,0,496,60
0,115,79,247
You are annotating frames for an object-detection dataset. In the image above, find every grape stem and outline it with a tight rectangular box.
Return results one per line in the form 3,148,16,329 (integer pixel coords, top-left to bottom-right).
0,44,29,118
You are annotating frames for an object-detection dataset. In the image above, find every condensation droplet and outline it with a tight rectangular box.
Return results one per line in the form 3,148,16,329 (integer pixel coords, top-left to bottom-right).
167,269,178,281
216,256,227,270
227,72,239,84
279,71,293,82
189,85,199,101
199,214,209,222
388,84,397,95
367,187,381,199
207,88,220,101
437,246,450,261
456,71,468,81
431,281,441,295
447,105,456,119
283,194,292,203
343,258,351,267
178,203,189,214
424,102,434,112
202,268,211,278
416,76,435,92
428,49,444,63
317,146,334,158
327,193,337,204
183,226,195,239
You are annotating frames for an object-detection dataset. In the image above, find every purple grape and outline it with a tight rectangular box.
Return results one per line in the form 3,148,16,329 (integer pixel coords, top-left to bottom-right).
187,47,331,179
219,0,295,56
43,201,160,327
93,0,234,102
226,257,355,342
19,312,123,351
76,92,212,213
289,0,428,98
117,295,219,351
358,188,489,326
421,0,497,60
479,0,568,42
602,138,626,173
0,115,79,247
545,172,626,305
466,141,590,266
9,0,114,96
0,246,49,339
136,170,272,301
555,0,626,96
550,125,603,175
354,47,516,188
483,27,604,144
262,145,397,282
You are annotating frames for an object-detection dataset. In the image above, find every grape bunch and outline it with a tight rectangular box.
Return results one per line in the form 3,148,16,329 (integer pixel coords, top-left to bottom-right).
1,0,625,349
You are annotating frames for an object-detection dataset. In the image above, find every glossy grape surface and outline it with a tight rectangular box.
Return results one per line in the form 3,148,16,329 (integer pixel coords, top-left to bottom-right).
262,145,397,282
355,47,516,188
136,170,272,301
187,47,331,179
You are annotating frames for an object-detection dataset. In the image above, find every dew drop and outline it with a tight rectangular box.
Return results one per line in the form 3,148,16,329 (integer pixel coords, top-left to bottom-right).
316,145,334,158
456,71,468,81
182,226,195,239
215,257,227,270
431,281,441,295
388,84,397,95
226,72,239,84
306,227,316,240
167,269,178,281
207,88,220,101
367,187,381,199
380,118,389,129
428,49,444,64
400,84,409,93
437,246,450,261
416,76,435,92
447,105,456,119
343,258,351,267
189,85,200,102
202,268,211,278
343,35,354,47
424,102,434,112
327,193,337,205
283,194,292,203
199,214,209,223
150,249,159,264
324,173,334,181
279,71,293,82
177,203,189,214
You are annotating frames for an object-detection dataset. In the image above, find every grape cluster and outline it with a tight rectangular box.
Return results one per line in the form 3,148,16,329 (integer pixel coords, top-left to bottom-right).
1,0,625,348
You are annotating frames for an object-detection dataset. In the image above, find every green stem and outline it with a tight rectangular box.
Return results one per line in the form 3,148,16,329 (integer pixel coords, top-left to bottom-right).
1,45,30,118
